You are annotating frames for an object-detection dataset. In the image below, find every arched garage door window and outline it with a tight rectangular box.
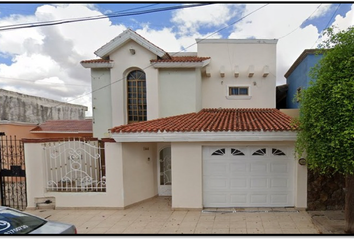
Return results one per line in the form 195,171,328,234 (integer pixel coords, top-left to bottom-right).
127,70,147,123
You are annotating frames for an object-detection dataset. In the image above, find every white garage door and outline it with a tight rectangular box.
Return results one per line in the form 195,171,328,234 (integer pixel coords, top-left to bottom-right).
203,146,294,208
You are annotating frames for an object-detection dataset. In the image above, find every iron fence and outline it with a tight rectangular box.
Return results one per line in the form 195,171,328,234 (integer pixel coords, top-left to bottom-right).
0,135,27,210
43,139,106,192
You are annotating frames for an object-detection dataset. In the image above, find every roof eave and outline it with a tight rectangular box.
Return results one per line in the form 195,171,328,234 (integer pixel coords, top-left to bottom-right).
151,59,211,69
81,62,114,69
111,131,297,143
30,131,93,134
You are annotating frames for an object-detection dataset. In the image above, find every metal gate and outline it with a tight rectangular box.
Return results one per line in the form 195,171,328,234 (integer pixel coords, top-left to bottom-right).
0,135,27,210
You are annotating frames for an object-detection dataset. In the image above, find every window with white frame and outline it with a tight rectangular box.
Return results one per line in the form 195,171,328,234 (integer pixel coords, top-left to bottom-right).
229,86,249,96
226,86,251,100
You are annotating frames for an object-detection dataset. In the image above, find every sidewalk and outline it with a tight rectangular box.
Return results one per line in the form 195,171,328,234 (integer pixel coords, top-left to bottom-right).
25,197,320,234
308,210,347,234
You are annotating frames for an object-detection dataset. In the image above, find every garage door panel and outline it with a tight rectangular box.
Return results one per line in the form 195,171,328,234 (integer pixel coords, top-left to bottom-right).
250,178,268,188
230,163,248,172
230,178,248,188
270,162,289,173
270,194,289,204
250,163,268,173
270,178,290,188
230,194,247,204
204,179,229,190
250,194,268,204
204,163,228,176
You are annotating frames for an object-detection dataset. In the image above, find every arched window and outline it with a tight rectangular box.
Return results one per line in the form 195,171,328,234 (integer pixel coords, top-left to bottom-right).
231,148,245,156
211,148,225,156
252,148,266,156
127,70,147,123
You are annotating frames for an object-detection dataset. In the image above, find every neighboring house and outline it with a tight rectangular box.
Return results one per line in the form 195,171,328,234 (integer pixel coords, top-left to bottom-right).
283,49,324,109
29,119,93,139
283,49,345,211
0,88,89,139
77,29,307,210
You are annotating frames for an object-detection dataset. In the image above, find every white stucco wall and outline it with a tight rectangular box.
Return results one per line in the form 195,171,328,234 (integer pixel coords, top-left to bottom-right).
171,142,203,209
91,69,112,139
109,40,159,126
122,142,157,206
159,68,202,118
198,39,277,109
24,141,124,209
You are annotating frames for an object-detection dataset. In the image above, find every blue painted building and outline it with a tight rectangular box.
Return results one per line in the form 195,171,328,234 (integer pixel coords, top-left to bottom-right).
284,49,324,109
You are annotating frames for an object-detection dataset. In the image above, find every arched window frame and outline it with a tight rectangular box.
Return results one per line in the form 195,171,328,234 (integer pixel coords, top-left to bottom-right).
127,69,147,123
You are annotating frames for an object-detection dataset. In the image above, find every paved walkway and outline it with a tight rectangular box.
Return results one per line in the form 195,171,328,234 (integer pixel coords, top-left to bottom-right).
25,197,319,234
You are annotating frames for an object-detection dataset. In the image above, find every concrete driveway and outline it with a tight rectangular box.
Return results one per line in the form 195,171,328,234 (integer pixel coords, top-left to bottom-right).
25,197,319,234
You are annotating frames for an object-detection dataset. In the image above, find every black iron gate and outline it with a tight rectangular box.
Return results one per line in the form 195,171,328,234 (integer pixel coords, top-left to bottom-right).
0,135,27,210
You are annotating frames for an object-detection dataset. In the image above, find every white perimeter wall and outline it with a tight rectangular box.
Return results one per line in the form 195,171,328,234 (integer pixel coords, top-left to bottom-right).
24,142,124,209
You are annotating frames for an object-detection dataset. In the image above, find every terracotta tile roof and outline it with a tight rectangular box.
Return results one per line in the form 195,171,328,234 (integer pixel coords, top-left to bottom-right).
80,59,113,64
31,120,93,133
111,108,297,133
150,56,210,63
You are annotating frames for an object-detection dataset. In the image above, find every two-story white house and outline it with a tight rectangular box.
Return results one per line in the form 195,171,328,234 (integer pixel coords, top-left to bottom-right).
81,29,306,210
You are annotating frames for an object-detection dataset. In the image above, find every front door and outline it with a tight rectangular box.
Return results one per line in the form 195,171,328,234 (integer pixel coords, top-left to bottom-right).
158,147,171,196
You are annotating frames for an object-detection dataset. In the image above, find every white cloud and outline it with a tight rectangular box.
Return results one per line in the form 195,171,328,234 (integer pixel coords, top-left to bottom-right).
0,3,353,118
227,4,353,85
172,4,241,36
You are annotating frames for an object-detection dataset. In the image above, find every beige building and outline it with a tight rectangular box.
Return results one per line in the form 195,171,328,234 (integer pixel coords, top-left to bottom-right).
25,29,306,210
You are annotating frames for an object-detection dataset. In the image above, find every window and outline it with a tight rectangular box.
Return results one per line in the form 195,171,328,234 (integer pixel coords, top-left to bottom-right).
252,148,266,156
127,70,147,123
229,87,249,96
231,148,245,156
211,148,226,156
272,148,286,156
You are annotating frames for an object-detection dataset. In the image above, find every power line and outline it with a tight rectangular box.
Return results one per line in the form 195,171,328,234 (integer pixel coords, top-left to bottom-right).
311,3,341,49
0,3,212,31
52,4,270,108
277,4,322,40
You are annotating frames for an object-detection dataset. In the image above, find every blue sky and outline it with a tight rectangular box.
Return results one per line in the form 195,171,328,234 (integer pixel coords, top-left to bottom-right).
0,3,353,116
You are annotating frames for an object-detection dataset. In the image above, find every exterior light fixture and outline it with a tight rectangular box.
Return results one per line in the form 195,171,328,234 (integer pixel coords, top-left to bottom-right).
298,157,306,165
129,49,136,55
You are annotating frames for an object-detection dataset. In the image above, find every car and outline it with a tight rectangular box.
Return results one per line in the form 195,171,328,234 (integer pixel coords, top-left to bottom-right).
0,206,77,234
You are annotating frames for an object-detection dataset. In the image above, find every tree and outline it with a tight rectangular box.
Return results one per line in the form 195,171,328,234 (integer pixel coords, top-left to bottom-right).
295,26,354,233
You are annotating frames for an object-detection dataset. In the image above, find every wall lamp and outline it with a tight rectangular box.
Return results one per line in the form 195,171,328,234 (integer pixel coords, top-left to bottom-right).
298,157,307,166
129,49,136,55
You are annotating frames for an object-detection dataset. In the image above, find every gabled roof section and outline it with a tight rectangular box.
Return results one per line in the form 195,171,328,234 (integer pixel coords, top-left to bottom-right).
94,28,171,59
284,49,325,78
31,120,93,133
111,108,297,134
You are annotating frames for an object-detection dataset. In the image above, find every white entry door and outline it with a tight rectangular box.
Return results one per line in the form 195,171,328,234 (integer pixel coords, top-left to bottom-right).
158,147,171,196
203,146,294,208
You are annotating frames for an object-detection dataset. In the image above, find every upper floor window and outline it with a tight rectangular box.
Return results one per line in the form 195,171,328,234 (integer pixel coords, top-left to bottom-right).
127,70,147,123
229,87,249,96
226,86,252,100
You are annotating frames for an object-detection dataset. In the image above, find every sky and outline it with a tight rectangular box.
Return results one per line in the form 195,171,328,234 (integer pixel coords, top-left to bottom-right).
0,2,353,117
